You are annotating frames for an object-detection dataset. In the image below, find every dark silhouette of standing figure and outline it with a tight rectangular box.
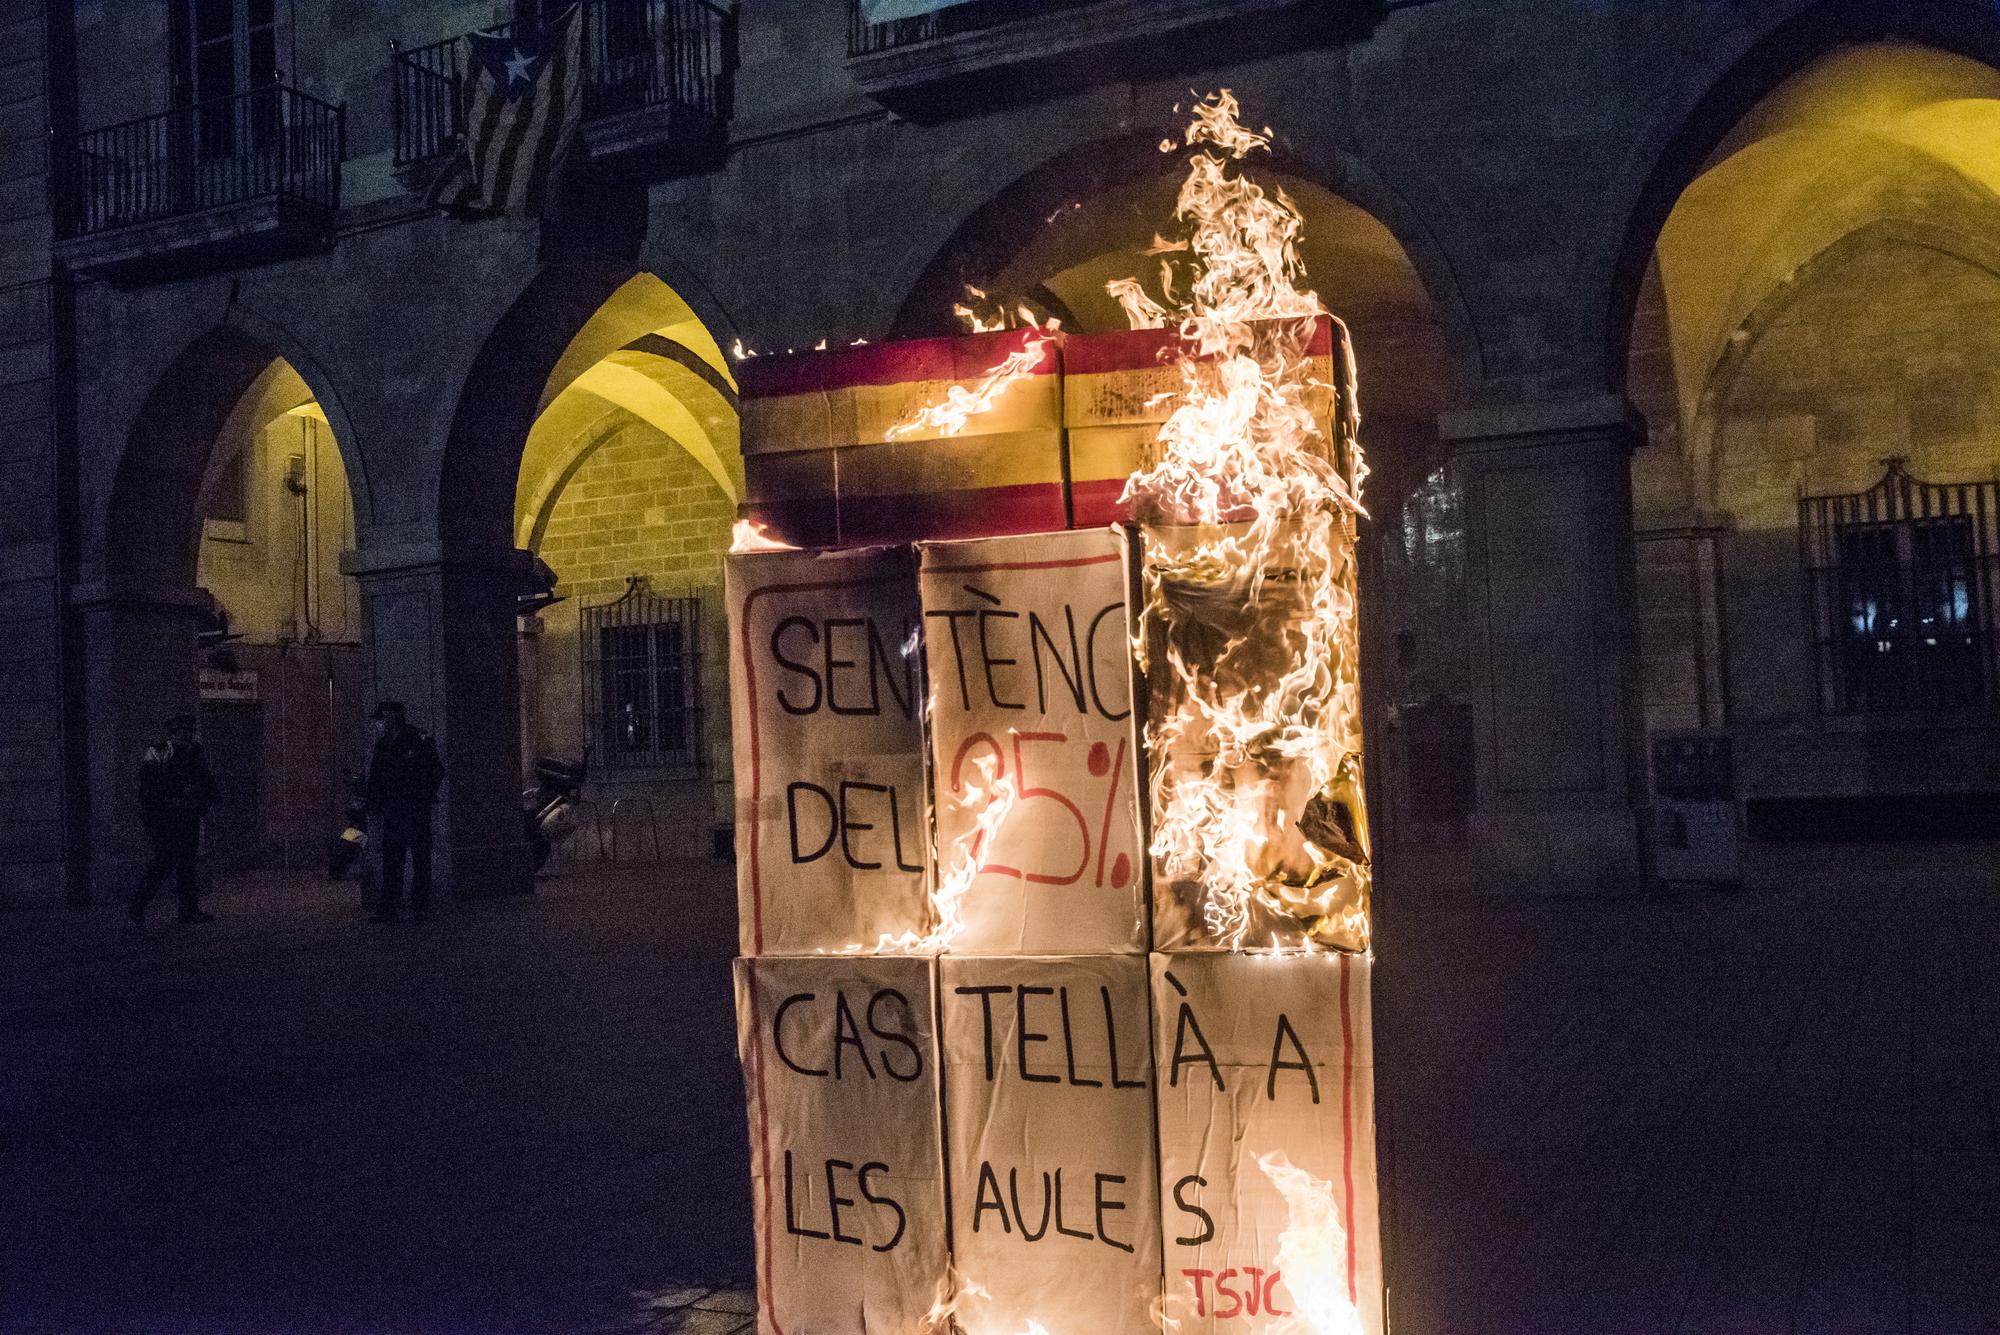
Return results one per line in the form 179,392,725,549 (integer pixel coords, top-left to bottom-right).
364,701,445,922
129,713,218,924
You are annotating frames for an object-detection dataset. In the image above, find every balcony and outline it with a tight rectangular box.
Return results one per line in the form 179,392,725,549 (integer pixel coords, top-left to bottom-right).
55,85,344,285
847,0,1379,119
394,0,735,183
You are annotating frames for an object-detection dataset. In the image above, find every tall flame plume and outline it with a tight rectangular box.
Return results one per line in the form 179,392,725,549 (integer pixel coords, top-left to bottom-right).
1116,89,1372,952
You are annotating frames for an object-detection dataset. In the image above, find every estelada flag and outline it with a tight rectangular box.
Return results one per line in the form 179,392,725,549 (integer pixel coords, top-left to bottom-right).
425,4,583,218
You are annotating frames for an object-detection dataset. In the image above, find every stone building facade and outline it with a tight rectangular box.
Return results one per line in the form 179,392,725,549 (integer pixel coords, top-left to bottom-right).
3,0,1996,907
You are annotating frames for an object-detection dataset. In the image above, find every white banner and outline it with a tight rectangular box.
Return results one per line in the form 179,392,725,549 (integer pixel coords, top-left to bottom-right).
736,955,950,1335
727,547,931,956
919,529,1145,954
1151,952,1383,1335
940,955,1161,1335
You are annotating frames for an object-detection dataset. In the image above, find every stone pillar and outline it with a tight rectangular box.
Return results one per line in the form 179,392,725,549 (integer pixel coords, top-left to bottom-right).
1440,397,1647,893
344,542,535,901
72,583,206,901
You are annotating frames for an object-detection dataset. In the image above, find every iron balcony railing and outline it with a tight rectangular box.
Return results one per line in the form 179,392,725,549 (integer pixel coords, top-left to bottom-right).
848,0,1109,56
393,0,736,168
61,84,344,239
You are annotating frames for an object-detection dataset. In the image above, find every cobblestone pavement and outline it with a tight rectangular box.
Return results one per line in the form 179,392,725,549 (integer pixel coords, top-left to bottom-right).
2,843,1996,1333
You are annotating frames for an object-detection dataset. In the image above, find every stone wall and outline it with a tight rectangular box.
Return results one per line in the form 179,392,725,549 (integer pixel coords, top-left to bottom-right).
0,0,74,907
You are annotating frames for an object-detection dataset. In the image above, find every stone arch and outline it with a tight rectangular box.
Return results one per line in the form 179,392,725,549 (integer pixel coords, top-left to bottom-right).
83,313,368,897
1591,0,2000,392
413,258,743,895
437,258,740,559
98,312,368,593
888,128,1477,516
889,128,1482,395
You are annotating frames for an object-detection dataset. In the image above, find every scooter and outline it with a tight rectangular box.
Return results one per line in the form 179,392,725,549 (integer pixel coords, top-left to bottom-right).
525,746,591,872
327,774,368,880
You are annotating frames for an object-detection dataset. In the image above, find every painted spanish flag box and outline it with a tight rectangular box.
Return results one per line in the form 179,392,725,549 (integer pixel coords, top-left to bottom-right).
739,329,1067,548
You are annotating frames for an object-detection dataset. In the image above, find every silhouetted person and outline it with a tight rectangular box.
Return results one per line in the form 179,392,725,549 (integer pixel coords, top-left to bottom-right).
364,701,445,923
128,713,217,925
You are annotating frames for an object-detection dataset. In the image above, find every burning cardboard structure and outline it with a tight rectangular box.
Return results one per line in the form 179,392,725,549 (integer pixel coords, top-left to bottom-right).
726,91,1383,1335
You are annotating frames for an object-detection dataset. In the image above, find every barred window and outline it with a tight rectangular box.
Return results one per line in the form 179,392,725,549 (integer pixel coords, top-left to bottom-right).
581,577,703,772
1801,462,1999,714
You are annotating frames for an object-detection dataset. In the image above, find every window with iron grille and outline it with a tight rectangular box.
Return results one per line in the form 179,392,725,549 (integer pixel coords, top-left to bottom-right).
581,577,704,772
1800,462,2000,715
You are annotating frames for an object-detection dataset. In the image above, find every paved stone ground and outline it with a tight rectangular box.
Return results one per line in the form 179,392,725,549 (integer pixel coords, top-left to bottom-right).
2,842,1996,1333
0,863,753,1335
1379,840,2000,1335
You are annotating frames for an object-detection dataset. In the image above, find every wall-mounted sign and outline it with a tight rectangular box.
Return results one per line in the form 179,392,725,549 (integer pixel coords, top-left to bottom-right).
198,668,259,703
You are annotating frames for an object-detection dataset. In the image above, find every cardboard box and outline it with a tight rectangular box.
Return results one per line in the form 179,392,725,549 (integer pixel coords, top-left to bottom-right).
736,955,951,1335
918,528,1148,954
727,545,932,956
1150,952,1382,1335
740,329,1068,547
939,955,1162,1335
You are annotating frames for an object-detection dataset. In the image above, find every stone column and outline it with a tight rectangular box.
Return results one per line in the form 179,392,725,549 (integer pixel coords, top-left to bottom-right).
72,582,206,901
1440,397,1647,893
344,541,535,901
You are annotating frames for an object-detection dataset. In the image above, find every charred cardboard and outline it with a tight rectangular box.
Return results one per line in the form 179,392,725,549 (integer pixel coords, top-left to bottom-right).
939,955,1163,1335
727,545,932,956
918,528,1147,955
1121,520,1373,954
1151,951,1382,1335
736,955,950,1335
1063,319,1355,528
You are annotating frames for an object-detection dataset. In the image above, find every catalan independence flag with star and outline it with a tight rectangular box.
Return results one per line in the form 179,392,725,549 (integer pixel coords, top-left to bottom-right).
426,4,583,217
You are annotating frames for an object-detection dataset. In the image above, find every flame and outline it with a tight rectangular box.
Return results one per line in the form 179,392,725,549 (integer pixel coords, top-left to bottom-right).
1114,89,1371,952
728,517,798,554
1258,1153,1363,1335
869,750,1016,954
730,337,758,361
884,333,1055,442
1107,277,1169,330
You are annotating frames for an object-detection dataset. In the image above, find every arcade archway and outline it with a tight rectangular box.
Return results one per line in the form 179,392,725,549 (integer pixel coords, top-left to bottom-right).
425,265,741,892
1624,40,2000,818
87,330,365,893
514,274,741,863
